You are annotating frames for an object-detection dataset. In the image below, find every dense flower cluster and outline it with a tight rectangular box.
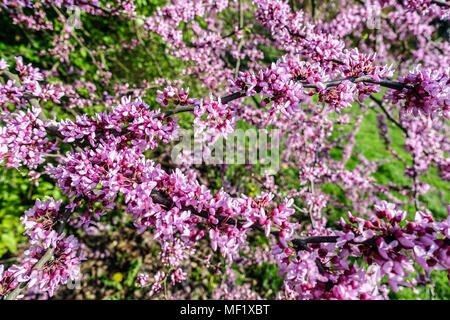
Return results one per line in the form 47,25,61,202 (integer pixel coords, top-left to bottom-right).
230,55,308,116
0,106,57,169
193,95,237,141
403,0,449,19
56,96,178,150
340,49,394,101
1,0,137,31
319,81,357,111
0,198,81,297
270,201,449,300
0,57,62,171
386,66,449,118
0,0,448,301
0,57,63,106
156,87,198,108
337,204,448,289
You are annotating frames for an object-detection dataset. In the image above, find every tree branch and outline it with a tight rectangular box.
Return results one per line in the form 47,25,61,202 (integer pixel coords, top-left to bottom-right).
431,0,449,7
370,95,409,136
162,75,413,116
0,70,65,140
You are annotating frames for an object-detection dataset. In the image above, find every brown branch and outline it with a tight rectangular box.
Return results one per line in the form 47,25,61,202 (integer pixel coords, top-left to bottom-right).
431,0,449,7
162,76,413,116
370,95,409,137
301,75,415,91
220,90,247,104
162,105,195,117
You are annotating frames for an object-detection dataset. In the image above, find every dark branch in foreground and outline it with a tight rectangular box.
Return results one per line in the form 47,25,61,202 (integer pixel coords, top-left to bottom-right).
432,0,449,7
162,75,414,116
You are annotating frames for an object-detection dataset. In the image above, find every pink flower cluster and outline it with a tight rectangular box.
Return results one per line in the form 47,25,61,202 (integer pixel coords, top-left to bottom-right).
340,49,394,101
319,81,357,111
1,0,137,31
0,197,81,298
270,201,449,299
193,95,236,141
229,47,394,114
402,0,449,18
386,66,449,118
230,55,308,116
335,201,449,291
0,57,64,170
144,0,228,50
0,57,63,107
56,96,178,151
156,87,198,108
242,193,296,239
0,106,57,169
252,0,396,103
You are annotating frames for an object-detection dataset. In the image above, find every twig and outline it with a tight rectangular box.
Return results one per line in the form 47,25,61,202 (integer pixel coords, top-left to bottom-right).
308,179,316,229
370,95,409,137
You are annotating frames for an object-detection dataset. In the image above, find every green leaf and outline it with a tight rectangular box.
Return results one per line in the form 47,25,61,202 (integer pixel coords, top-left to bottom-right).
1,233,17,253
125,259,143,287
312,94,319,104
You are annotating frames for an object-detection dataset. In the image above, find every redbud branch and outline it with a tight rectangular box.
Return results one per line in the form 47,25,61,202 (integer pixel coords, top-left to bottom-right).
151,189,340,253
162,76,413,116
151,190,245,228
0,70,65,141
432,0,449,7
301,75,415,91
220,90,248,103
3,248,56,300
163,105,196,117
3,200,79,300
162,91,248,116
370,95,409,137
299,236,339,244
0,257,18,264
0,70,40,110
